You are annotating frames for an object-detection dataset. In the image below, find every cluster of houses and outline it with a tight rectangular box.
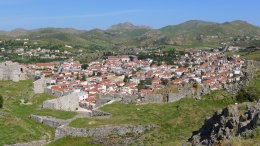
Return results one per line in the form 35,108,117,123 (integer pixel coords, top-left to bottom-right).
0,39,73,59
25,49,244,104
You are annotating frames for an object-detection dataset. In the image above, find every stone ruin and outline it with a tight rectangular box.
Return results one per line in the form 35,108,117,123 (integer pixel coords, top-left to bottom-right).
95,93,139,107
0,61,29,82
141,94,163,103
42,93,79,111
189,102,260,146
33,75,47,94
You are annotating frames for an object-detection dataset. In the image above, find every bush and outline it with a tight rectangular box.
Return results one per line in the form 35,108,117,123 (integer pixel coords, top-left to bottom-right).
236,89,259,103
241,127,260,139
0,95,3,108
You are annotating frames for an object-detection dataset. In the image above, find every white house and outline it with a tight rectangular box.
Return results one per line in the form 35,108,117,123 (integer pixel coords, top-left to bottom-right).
77,91,88,101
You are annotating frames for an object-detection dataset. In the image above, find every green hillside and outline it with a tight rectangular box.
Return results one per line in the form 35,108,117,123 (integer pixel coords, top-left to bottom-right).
0,80,76,145
1,20,260,48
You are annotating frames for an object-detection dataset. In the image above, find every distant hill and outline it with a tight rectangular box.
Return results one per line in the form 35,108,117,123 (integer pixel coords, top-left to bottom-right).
107,22,153,30
1,20,260,47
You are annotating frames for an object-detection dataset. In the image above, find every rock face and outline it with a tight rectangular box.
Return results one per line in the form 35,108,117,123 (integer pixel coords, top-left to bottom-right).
107,22,153,30
189,102,260,146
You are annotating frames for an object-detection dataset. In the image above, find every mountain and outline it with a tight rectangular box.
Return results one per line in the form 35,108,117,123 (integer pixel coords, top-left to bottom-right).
6,28,30,37
107,22,153,30
1,20,260,47
159,20,260,37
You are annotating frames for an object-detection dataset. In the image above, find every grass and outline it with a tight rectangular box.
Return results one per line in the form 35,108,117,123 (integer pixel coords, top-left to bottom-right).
69,90,235,145
224,51,248,57
0,80,77,145
241,50,260,61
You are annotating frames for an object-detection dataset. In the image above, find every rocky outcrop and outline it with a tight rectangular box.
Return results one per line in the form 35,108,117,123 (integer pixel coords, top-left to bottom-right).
189,102,260,146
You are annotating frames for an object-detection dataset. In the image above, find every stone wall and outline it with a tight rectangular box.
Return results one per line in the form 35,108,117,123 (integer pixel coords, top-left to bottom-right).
54,125,154,140
90,109,111,117
167,93,185,102
33,76,46,94
44,88,53,95
141,94,163,103
30,115,67,129
42,99,57,109
42,118,67,129
0,61,28,82
42,93,79,111
96,94,116,107
79,102,95,110
121,95,138,104
30,115,44,123
177,86,195,97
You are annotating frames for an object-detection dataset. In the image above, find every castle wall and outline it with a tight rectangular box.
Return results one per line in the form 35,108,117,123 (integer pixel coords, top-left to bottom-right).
142,94,163,103
42,93,79,111
167,93,185,102
0,61,28,82
33,76,46,94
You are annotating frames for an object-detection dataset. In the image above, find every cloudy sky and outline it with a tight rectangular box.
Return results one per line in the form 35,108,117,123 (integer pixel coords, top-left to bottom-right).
0,0,259,30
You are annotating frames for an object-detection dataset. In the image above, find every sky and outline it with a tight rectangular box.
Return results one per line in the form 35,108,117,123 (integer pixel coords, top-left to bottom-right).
0,0,260,31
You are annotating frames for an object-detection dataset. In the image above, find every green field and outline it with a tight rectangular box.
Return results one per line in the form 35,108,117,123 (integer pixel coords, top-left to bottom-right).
224,51,248,57
241,50,260,61
0,80,77,145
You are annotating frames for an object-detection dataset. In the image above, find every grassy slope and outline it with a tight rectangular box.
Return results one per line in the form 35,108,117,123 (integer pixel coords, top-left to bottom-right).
0,80,77,145
241,50,260,61
69,90,234,145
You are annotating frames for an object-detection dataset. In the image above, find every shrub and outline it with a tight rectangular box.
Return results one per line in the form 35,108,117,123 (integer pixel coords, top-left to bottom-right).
0,95,3,108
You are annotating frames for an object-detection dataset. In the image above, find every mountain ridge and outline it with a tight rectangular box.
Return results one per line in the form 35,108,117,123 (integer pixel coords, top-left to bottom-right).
107,22,153,30
1,20,260,47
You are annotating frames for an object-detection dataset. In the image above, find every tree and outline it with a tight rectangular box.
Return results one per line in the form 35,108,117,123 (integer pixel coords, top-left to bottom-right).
124,75,129,82
81,64,89,70
81,74,86,81
161,78,169,85
0,95,3,108
97,72,102,76
76,74,80,80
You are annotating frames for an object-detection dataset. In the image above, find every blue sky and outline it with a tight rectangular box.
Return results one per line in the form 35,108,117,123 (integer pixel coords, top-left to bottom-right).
0,0,259,30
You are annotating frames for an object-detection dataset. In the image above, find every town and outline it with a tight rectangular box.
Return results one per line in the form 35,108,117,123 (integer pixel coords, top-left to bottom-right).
22,47,244,107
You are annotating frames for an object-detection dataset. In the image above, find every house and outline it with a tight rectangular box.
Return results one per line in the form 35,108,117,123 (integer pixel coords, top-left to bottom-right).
35,63,54,70
78,91,88,101
175,68,188,76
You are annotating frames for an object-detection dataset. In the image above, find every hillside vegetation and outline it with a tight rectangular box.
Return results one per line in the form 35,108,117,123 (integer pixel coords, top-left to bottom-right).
0,80,77,145
69,90,234,145
2,70,260,145
1,20,260,48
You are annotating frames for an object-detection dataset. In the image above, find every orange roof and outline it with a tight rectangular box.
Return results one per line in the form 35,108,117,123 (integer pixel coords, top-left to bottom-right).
36,63,54,67
176,68,188,72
